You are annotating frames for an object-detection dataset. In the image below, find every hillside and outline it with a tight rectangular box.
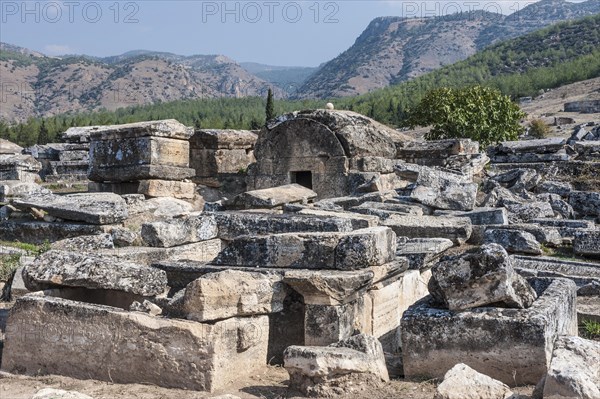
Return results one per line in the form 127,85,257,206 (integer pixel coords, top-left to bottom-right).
240,63,318,94
0,47,286,123
295,0,600,99
2,14,599,147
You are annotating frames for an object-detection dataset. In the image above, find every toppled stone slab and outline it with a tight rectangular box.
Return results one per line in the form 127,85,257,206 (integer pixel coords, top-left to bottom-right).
495,138,567,154
23,250,167,296
429,244,537,310
531,218,596,238
569,191,600,217
213,211,356,241
542,336,600,399
51,233,115,252
433,207,508,225
231,184,317,209
573,230,600,257
13,192,128,225
292,207,379,229
490,168,541,192
381,214,472,245
98,239,222,265
402,277,578,385
350,201,424,217
535,180,573,197
141,214,218,248
504,201,554,223
409,167,478,211
1,295,269,392
434,363,514,399
89,180,196,199
484,229,542,255
0,181,49,202
0,155,41,182
512,255,600,288
284,334,389,397
0,221,113,244
213,227,396,270
484,223,562,247
182,269,288,322
396,238,454,270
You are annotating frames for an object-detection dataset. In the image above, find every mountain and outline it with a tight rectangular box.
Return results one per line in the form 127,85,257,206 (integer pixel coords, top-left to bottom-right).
240,62,318,94
0,47,287,122
294,0,600,99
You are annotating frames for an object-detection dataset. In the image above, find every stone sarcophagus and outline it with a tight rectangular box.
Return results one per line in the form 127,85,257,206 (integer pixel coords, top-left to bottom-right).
88,120,195,183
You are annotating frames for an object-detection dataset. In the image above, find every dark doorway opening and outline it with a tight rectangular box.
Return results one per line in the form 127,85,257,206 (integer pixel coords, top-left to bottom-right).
290,171,313,189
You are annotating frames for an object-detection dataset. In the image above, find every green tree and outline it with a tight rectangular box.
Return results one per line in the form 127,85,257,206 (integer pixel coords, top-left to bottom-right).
37,120,49,144
265,88,275,126
403,86,526,147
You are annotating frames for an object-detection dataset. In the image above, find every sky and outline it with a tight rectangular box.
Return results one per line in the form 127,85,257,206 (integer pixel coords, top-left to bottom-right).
0,0,586,67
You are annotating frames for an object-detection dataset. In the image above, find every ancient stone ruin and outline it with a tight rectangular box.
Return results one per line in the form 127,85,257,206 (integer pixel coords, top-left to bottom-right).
0,109,599,398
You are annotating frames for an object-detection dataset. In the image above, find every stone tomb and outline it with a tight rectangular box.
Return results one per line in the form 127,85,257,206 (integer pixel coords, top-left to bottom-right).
1,295,269,392
401,277,577,386
88,120,195,199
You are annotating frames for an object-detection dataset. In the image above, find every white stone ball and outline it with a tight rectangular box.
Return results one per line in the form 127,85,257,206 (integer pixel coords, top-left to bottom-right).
326,103,334,110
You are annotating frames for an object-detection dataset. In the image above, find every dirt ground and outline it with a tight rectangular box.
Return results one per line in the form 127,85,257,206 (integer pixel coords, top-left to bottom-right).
0,369,536,399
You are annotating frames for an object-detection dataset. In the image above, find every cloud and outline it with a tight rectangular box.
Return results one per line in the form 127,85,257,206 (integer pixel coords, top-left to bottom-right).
44,44,74,56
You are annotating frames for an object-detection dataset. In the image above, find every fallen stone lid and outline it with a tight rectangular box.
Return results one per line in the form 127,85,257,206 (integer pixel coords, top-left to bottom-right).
190,129,258,149
231,184,318,209
88,119,193,141
0,154,42,171
496,138,566,154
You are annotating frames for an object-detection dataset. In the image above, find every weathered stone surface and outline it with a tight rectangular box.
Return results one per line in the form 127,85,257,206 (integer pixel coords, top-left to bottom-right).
51,233,115,252
292,207,378,229
434,363,514,399
23,250,167,296
535,180,573,197
89,164,195,183
32,388,93,399
396,139,479,163
381,214,472,245
429,244,537,310
213,227,396,270
137,179,195,199
402,278,578,386
543,336,600,399
505,201,555,223
190,129,258,150
531,218,596,238
512,255,600,288
409,167,478,211
490,168,541,193
350,201,423,217
213,211,355,240
485,223,562,247
231,184,317,209
0,181,49,202
284,334,389,397
145,197,196,219
98,240,222,264
13,192,128,225
283,269,374,305
141,214,218,248
0,138,23,155
573,230,600,256
484,229,542,255
396,238,454,270
1,295,269,392
110,227,140,247
433,207,508,225
0,221,113,244
182,269,288,322
0,155,41,182
496,138,567,154
88,119,193,141
550,199,575,219
569,191,600,217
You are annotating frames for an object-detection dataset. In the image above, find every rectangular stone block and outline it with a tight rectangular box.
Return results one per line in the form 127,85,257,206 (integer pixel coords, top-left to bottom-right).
0,221,113,244
190,129,257,150
433,207,508,225
213,227,396,270
401,278,577,386
573,230,600,257
231,184,317,209
89,164,195,183
190,148,255,177
98,239,222,265
382,214,472,245
1,295,268,392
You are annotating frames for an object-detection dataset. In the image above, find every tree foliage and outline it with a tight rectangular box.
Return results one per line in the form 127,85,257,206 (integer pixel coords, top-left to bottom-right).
404,86,526,146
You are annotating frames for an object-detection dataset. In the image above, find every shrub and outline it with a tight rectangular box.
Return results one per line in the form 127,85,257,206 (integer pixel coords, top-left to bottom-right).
529,119,551,139
403,85,526,147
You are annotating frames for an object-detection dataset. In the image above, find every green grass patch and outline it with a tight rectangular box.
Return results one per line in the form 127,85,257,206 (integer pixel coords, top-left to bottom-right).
0,240,51,256
581,319,600,340
0,254,21,282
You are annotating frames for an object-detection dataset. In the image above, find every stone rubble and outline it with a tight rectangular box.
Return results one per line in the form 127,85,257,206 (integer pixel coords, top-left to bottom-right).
0,111,599,397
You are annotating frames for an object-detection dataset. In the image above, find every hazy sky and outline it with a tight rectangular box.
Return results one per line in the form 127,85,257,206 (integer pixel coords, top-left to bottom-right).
0,0,584,66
